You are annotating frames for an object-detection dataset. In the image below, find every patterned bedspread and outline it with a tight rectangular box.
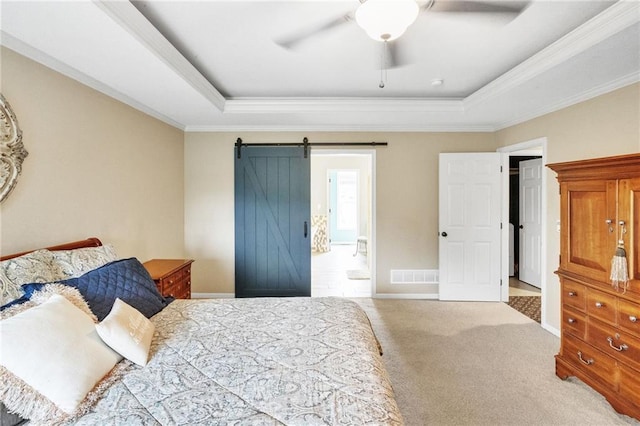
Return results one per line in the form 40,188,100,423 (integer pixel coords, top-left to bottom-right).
72,297,403,425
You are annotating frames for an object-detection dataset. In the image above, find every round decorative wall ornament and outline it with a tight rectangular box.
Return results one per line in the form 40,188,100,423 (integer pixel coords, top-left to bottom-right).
0,94,28,203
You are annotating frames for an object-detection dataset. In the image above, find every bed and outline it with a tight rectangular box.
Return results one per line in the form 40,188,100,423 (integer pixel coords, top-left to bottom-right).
0,238,403,425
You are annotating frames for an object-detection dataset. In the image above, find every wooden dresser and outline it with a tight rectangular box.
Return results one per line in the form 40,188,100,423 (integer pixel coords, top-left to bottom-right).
549,154,640,419
143,259,194,299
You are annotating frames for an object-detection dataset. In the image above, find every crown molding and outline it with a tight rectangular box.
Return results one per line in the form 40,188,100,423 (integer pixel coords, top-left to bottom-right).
464,1,640,111
494,71,640,130
0,31,185,130
224,97,464,113
94,0,226,112
184,123,496,133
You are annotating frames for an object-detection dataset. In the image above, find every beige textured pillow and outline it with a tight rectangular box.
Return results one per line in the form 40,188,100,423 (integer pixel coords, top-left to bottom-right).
50,244,118,280
96,298,155,366
0,295,122,416
0,249,58,305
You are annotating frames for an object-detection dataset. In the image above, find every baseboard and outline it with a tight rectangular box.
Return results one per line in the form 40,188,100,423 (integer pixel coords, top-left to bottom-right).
542,322,560,337
374,293,439,300
191,292,235,299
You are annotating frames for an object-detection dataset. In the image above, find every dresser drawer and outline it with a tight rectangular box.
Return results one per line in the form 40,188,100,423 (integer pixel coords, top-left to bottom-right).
563,280,586,311
562,306,587,339
563,334,618,389
618,299,640,335
619,365,640,406
588,320,640,372
587,288,618,325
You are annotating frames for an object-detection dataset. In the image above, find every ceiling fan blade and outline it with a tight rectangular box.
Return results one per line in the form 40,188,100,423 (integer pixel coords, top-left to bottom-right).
275,13,354,50
425,0,527,15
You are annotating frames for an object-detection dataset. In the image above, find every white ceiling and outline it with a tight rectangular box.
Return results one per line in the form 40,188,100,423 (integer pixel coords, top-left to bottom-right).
1,0,639,132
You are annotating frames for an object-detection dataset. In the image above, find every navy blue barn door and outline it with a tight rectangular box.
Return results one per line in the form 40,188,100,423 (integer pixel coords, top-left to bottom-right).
235,146,311,297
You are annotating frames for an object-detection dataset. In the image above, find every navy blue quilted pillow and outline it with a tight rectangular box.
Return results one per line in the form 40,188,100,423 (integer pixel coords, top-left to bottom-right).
22,258,171,321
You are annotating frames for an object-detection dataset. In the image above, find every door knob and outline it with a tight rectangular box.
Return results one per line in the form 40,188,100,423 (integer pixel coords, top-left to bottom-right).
519,225,524,229
441,232,448,237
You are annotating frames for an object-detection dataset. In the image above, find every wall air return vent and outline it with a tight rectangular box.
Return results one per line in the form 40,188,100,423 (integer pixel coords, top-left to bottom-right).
390,270,439,284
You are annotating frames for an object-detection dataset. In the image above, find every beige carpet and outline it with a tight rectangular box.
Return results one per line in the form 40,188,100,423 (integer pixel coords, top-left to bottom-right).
355,299,639,426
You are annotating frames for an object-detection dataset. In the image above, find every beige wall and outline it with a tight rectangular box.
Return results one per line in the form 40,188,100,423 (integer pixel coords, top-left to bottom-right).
5,45,637,332
496,82,640,331
184,132,498,295
0,47,185,261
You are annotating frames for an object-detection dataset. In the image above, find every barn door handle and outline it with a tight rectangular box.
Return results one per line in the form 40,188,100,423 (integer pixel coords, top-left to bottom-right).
304,221,308,238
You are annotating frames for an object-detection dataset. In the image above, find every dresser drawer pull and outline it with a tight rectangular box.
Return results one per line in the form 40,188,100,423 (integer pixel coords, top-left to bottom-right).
568,292,577,297
567,318,576,324
630,316,638,323
594,302,604,308
606,337,629,352
577,351,594,366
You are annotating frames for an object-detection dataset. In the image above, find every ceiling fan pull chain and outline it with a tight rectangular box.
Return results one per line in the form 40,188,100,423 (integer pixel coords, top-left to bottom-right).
379,40,387,89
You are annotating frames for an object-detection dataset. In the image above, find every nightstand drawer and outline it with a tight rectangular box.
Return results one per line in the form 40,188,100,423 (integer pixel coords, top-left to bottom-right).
159,270,183,291
164,280,189,299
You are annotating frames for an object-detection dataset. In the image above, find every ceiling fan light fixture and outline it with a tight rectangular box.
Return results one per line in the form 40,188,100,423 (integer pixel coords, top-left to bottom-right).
355,0,419,42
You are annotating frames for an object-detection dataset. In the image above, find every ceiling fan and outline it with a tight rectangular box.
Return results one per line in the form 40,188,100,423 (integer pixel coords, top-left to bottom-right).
276,0,528,70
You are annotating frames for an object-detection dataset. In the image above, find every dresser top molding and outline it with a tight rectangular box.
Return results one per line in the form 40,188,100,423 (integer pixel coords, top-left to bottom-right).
548,153,640,181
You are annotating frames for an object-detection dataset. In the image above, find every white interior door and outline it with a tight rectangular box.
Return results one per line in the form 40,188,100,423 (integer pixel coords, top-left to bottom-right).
518,158,542,287
439,153,502,301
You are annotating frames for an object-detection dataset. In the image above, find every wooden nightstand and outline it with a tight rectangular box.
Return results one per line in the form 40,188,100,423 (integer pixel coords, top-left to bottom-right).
143,259,194,299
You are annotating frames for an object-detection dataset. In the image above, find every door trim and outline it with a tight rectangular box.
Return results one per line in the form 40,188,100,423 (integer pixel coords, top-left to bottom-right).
311,149,377,296
497,138,550,331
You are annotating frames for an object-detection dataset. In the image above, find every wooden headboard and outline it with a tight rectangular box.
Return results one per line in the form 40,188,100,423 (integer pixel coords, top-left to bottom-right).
0,237,103,261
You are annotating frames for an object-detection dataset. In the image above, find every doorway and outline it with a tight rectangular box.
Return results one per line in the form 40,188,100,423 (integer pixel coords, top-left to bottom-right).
328,170,359,244
499,138,546,326
310,151,374,298
510,156,542,288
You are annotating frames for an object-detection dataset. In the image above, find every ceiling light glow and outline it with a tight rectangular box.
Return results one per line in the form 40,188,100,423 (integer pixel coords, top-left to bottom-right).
355,0,420,42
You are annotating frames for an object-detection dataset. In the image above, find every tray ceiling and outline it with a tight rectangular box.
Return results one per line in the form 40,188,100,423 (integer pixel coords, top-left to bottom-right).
1,0,638,131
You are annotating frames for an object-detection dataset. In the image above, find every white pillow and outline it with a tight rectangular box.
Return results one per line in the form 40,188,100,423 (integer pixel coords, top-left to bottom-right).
0,294,122,415
96,298,155,366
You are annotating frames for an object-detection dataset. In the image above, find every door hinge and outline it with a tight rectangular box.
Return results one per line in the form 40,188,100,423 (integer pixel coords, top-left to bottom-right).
559,254,561,264
500,222,503,229
500,279,503,287
500,165,503,173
